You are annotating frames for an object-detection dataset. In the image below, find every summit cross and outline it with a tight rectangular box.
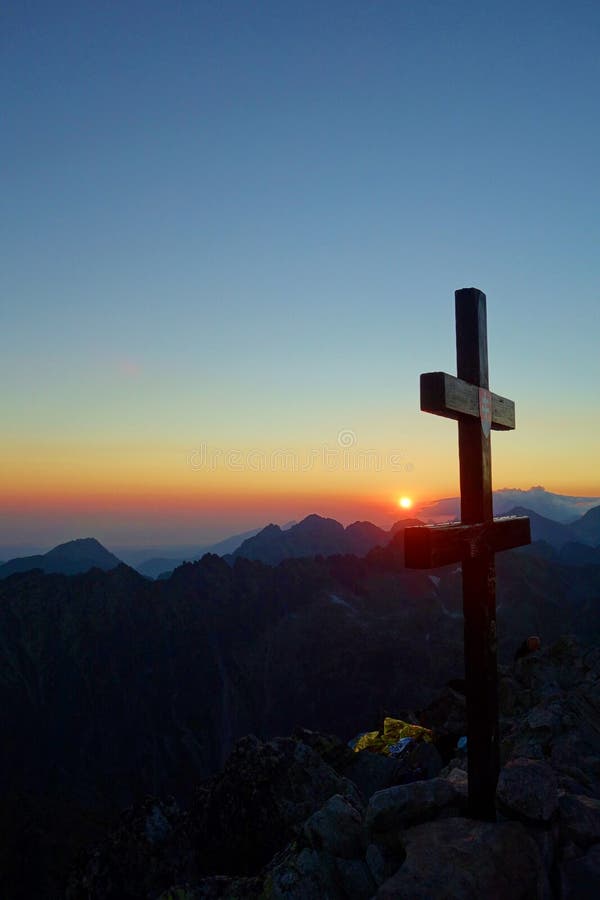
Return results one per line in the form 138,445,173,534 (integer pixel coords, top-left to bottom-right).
404,287,531,820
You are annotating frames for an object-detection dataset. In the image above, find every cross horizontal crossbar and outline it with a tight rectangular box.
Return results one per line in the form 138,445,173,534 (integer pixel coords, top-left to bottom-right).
404,516,531,568
421,372,515,430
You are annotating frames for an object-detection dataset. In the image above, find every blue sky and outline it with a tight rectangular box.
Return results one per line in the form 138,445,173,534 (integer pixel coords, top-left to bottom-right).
2,1,599,546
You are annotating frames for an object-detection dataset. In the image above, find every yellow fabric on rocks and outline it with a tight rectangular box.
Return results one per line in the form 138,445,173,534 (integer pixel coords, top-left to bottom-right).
353,717,433,755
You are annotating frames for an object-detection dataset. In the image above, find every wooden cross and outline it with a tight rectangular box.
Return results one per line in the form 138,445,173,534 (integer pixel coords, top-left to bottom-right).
404,288,531,820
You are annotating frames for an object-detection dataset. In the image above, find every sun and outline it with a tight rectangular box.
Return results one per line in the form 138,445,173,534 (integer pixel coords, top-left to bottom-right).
398,496,413,510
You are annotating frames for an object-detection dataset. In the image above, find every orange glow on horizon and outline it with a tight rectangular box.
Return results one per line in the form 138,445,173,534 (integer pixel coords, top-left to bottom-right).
3,437,599,546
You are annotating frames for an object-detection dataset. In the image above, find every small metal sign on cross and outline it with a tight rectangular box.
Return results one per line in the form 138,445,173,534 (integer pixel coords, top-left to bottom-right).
404,288,531,820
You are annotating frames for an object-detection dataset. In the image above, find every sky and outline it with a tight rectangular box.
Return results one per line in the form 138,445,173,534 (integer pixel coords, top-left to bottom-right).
2,0,599,549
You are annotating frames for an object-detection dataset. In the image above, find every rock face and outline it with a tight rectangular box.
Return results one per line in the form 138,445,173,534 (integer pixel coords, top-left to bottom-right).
366,778,458,836
194,735,362,875
375,817,544,899
560,843,600,899
496,757,559,823
69,635,598,900
66,733,362,898
559,793,600,848
65,797,194,900
302,794,365,859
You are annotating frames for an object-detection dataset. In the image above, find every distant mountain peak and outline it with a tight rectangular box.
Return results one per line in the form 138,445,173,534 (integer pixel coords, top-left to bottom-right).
228,513,409,565
53,537,107,551
295,514,343,530
0,537,122,579
262,523,284,534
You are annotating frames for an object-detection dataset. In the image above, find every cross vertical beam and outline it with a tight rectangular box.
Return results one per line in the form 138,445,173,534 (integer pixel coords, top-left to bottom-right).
404,287,531,821
456,289,498,820
456,289,492,522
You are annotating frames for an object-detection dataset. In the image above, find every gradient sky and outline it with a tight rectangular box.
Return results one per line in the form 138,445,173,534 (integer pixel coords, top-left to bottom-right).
2,0,599,548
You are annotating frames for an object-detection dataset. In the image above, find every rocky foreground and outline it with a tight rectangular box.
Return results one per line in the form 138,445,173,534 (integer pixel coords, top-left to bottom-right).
65,636,600,899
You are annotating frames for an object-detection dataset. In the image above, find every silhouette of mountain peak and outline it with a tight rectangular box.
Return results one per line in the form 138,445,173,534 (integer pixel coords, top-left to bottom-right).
0,537,121,578
295,514,344,531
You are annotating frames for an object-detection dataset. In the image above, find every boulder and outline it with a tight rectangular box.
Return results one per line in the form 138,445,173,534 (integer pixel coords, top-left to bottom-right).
376,817,544,899
302,793,365,859
524,825,558,880
498,674,518,716
366,778,457,839
496,758,559,824
558,769,597,797
264,846,340,899
559,792,600,848
526,702,563,734
335,857,377,899
551,733,590,769
266,793,376,900
395,740,443,781
418,685,467,738
444,767,468,805
342,751,401,802
292,728,355,772
342,737,443,806
514,636,588,701
264,844,377,899
559,843,600,899
365,843,404,888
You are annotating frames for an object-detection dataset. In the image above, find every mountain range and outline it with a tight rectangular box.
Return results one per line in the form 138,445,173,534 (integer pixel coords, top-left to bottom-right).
150,504,600,576
3,487,597,576
3,542,600,794
2,500,600,583
224,514,422,566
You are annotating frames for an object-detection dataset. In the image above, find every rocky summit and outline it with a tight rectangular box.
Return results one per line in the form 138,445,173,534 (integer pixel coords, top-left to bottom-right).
58,636,600,899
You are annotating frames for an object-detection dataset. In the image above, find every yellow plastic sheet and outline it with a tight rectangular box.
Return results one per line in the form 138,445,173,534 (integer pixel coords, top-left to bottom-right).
353,717,433,755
